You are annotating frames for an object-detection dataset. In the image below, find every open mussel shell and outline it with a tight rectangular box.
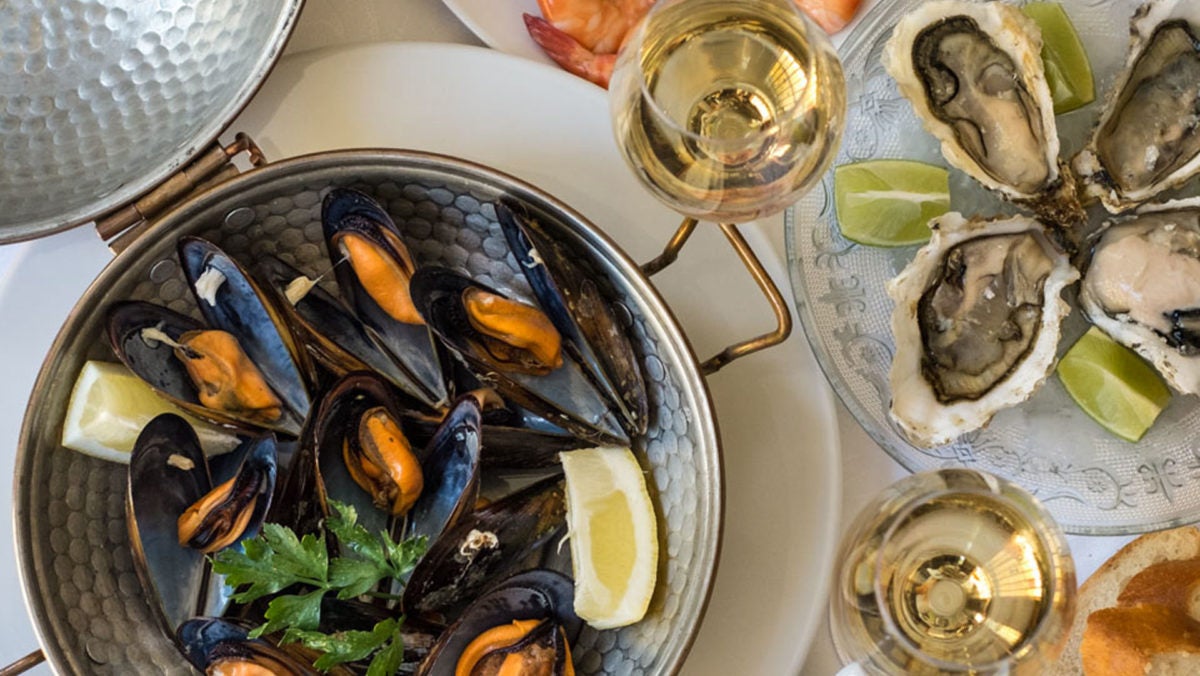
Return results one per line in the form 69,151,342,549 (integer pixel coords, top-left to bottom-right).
403,402,591,470
179,237,313,426
417,569,581,676
497,199,648,437
410,267,628,447
407,392,484,544
403,475,567,624
177,617,332,675
107,300,303,436
322,188,449,410
254,255,425,401
128,414,277,634
306,373,482,545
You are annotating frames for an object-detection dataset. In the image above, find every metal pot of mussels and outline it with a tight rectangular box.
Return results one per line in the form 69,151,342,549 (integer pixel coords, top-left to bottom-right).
12,149,728,675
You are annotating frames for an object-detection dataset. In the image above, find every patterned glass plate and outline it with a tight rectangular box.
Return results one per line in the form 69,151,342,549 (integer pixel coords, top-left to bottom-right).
786,0,1200,535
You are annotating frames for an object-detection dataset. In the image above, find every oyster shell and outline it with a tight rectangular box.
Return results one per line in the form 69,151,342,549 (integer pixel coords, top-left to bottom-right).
1073,0,1200,213
883,1,1083,226
1079,198,1200,393
888,213,1078,447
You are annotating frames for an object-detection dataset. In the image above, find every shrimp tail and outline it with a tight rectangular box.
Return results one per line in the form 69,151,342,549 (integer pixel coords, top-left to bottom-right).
524,13,615,89
793,0,862,34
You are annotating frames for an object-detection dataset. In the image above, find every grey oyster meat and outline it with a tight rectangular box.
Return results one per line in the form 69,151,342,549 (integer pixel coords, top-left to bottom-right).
882,0,1084,228
1073,0,1200,213
1080,199,1200,394
888,213,1078,447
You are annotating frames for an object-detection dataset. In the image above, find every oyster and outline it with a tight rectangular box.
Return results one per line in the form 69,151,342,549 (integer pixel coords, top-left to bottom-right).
883,1,1083,226
1079,199,1200,394
888,213,1078,447
1073,0,1200,213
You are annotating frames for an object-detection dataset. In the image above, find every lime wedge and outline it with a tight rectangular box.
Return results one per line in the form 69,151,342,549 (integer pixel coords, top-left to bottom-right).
1023,2,1095,114
834,160,950,247
1057,328,1171,442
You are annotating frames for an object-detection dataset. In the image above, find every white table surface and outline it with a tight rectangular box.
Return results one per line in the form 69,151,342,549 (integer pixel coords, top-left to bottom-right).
0,1,1137,673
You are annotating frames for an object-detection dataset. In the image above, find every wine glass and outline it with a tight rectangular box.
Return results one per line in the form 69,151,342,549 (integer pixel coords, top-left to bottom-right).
830,469,1076,675
608,0,845,371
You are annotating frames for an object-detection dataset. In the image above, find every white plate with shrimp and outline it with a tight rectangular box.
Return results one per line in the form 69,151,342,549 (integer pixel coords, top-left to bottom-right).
440,0,867,88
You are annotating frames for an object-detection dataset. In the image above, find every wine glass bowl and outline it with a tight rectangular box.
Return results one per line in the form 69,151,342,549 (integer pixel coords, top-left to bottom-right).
609,0,846,223
831,469,1075,675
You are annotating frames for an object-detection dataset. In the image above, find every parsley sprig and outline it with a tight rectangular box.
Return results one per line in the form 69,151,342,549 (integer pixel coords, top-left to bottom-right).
211,501,427,674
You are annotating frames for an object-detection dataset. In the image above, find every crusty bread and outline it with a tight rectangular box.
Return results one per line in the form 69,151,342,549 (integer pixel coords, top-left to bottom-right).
1118,559,1200,616
1081,605,1200,676
1051,526,1200,676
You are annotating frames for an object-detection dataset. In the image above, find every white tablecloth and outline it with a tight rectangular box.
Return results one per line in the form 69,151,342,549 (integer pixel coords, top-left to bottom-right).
0,1,1136,674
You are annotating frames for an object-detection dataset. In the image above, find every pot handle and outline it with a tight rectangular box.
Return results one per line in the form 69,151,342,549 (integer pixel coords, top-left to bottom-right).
0,649,44,675
641,217,792,375
94,133,267,254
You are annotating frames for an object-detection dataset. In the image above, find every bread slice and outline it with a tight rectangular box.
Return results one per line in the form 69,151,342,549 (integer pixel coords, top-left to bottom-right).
1081,605,1200,676
1051,526,1200,676
1118,559,1200,617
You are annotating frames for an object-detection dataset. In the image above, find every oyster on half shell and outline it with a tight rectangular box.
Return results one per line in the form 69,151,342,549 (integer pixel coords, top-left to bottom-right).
1073,0,1200,213
888,213,1078,447
883,1,1084,227
1080,199,1200,394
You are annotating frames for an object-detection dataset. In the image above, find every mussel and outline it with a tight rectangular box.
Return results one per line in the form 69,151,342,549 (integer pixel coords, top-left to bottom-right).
178,617,334,675
417,569,582,676
255,255,425,402
128,414,277,633
497,200,648,437
304,373,482,545
323,188,449,410
410,267,627,446
108,302,301,435
403,475,567,624
179,237,313,423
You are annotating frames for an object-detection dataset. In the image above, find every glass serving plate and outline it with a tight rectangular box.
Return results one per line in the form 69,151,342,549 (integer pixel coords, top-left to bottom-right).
786,0,1200,535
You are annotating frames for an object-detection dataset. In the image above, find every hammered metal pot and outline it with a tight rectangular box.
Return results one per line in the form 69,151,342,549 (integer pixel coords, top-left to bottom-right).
0,0,304,242
14,150,722,675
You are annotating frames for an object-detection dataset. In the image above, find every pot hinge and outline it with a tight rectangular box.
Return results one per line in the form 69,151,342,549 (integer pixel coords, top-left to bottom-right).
94,133,267,253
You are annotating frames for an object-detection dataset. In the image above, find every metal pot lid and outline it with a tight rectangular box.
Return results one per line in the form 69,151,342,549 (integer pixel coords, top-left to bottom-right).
0,0,304,243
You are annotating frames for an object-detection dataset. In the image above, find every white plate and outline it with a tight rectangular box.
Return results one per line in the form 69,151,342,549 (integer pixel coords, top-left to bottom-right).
0,42,840,674
440,0,551,65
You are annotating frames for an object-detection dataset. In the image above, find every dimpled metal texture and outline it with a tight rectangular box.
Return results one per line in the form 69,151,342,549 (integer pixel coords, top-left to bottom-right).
16,152,720,674
0,0,302,242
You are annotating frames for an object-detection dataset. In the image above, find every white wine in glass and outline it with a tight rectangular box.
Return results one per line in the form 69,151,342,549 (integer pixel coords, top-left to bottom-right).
831,469,1075,675
609,0,845,222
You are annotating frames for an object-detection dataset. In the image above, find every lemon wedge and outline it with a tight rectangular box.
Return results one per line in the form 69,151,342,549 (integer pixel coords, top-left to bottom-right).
1057,328,1172,442
561,446,658,629
62,360,241,463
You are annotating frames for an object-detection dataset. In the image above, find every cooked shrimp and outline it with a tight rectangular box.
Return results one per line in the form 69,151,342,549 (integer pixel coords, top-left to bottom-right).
536,0,656,53
527,0,865,88
794,0,863,34
525,14,617,88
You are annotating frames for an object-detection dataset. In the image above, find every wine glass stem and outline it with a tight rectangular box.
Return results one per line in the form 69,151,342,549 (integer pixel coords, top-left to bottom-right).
640,216,793,374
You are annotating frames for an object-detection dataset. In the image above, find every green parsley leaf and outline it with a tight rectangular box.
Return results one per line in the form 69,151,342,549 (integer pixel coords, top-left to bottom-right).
330,557,388,600
216,500,426,671
251,587,326,638
382,531,427,579
286,618,396,670
327,501,387,567
366,619,407,676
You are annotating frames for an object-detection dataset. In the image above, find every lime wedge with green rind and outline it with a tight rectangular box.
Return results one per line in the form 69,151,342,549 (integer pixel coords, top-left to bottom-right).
1023,2,1095,114
834,160,950,247
1057,327,1172,442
